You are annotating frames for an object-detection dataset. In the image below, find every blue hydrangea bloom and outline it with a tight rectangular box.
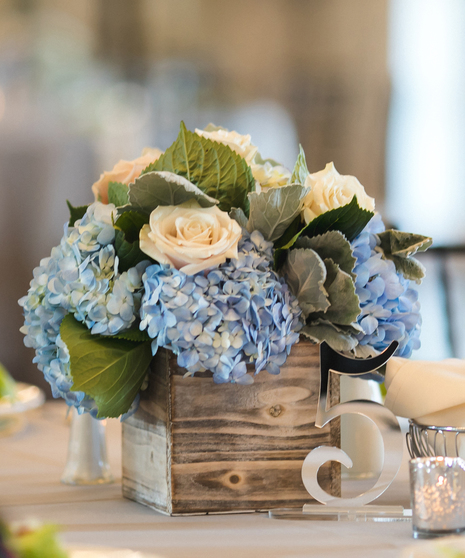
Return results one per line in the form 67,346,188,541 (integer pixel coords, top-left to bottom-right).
351,213,421,358
19,202,148,417
140,230,303,384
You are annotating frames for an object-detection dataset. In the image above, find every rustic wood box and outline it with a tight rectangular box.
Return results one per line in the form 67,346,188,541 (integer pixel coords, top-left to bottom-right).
122,339,340,515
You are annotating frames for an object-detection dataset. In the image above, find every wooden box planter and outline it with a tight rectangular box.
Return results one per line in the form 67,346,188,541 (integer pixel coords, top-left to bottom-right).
122,339,340,515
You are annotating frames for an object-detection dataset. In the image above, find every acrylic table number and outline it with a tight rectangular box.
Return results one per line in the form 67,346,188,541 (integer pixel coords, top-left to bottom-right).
270,341,412,521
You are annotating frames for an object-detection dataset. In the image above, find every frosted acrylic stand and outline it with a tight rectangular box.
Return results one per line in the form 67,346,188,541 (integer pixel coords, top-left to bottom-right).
269,341,411,522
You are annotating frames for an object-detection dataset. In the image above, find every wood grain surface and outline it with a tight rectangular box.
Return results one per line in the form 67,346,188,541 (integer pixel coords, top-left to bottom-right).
122,340,340,515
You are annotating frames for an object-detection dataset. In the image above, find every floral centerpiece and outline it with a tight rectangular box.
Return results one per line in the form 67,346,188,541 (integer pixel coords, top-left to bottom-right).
19,123,431,420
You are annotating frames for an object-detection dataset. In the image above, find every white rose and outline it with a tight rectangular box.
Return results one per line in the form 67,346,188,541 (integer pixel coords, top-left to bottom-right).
139,201,242,275
250,160,291,189
302,162,375,224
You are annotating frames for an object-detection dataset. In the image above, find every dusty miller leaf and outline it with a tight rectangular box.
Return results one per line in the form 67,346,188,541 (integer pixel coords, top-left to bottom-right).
378,230,432,258
295,231,356,278
229,208,248,228
129,171,218,215
280,248,329,318
310,258,360,326
247,184,308,242
301,321,358,352
388,256,426,284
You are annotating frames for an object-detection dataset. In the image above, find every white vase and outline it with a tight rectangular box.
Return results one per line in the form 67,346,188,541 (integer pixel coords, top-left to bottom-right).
340,376,384,479
61,407,114,485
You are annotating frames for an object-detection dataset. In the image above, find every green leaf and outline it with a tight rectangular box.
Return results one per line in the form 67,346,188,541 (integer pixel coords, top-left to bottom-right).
146,122,255,213
10,524,68,558
310,258,360,325
229,207,248,228
60,314,152,419
129,170,218,215
274,197,372,270
295,230,356,278
115,230,148,272
0,362,16,398
108,181,129,207
273,215,304,269
115,211,149,243
378,230,432,258
301,320,358,352
280,248,329,318
66,201,88,226
290,145,309,185
247,184,309,242
301,196,374,242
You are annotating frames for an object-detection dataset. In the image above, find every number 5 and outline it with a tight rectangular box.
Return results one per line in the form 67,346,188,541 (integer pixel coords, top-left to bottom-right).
302,341,402,507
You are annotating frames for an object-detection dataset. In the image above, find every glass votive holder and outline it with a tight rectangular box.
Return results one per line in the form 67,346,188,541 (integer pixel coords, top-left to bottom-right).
410,457,465,539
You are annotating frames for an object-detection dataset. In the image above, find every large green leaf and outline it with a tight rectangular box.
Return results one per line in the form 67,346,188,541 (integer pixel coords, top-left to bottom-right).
301,320,358,352
108,182,129,207
378,230,432,258
310,258,360,325
115,230,148,272
295,231,356,278
115,211,149,243
290,145,309,185
247,184,308,242
280,248,329,318
66,201,88,226
60,314,152,418
129,171,218,215
145,122,255,213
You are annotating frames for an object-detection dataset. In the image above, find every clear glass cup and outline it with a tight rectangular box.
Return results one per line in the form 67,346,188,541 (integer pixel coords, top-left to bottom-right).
410,456,465,538
61,407,113,485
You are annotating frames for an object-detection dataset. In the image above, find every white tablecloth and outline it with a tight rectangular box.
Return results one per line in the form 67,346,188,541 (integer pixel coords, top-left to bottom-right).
1,402,421,557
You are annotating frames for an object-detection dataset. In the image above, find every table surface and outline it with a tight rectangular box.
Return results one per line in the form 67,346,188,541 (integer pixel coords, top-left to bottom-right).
0,401,425,558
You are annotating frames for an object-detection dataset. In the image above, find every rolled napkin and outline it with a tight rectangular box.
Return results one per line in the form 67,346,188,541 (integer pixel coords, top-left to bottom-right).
385,357,465,427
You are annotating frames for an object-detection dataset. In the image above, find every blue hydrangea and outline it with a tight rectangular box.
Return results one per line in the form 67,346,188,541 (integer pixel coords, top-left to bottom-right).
351,213,421,358
19,202,148,416
140,230,303,384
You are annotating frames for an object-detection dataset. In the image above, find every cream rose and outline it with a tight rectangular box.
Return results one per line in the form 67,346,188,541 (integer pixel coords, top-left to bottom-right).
302,162,375,224
196,127,291,189
92,147,163,204
139,201,242,275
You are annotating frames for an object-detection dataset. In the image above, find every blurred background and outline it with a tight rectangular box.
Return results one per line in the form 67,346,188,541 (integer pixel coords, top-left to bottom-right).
1,0,464,395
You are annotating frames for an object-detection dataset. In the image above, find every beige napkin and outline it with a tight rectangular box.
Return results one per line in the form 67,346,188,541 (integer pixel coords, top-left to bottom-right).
384,357,465,427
